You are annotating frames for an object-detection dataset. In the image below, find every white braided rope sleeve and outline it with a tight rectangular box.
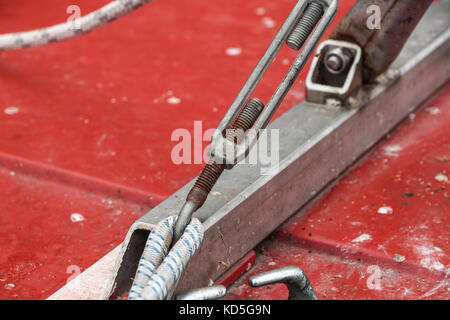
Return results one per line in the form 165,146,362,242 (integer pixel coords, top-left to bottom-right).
0,0,154,50
128,216,204,300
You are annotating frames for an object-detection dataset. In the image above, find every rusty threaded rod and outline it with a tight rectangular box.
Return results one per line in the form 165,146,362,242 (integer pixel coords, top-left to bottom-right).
173,98,264,243
286,2,323,51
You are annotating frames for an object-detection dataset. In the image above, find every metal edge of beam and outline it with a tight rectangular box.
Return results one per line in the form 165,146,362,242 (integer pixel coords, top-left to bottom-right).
104,3,450,299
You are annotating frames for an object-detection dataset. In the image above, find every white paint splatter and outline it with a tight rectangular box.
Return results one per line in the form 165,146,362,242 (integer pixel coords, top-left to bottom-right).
434,173,448,183
282,58,290,66
4,283,15,290
420,258,445,272
254,7,266,16
383,144,402,157
167,96,181,105
289,89,304,100
414,245,443,256
71,213,85,223
418,277,450,298
377,206,393,215
351,233,372,243
99,150,116,157
9,171,15,176
97,133,107,146
4,106,19,115
392,254,405,263
377,244,388,255
226,47,242,56
425,107,440,115
153,90,174,104
102,199,113,206
261,17,275,28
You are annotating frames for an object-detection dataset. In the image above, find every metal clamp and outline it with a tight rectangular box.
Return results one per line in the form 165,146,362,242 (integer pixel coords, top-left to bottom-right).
305,39,362,106
209,0,337,167
248,266,317,300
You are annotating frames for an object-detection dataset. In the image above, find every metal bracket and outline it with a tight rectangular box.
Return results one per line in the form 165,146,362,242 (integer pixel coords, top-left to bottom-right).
305,40,362,106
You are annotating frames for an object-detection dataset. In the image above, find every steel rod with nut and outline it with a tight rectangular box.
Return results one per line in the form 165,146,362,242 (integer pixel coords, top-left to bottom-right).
173,98,265,243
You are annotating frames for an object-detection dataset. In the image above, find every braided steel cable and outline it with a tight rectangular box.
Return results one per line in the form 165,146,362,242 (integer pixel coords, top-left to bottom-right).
0,0,154,50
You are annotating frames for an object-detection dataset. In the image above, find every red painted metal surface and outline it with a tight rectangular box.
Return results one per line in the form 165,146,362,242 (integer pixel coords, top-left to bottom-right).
0,164,145,299
226,87,450,300
0,0,447,300
217,251,256,288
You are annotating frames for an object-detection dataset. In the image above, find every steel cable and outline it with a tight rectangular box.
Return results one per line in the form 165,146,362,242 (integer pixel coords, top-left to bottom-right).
0,0,154,50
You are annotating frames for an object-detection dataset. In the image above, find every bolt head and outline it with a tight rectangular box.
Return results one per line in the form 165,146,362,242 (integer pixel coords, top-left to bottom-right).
326,55,343,72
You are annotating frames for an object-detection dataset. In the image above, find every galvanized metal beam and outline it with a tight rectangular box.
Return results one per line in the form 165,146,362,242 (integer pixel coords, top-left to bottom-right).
104,1,450,299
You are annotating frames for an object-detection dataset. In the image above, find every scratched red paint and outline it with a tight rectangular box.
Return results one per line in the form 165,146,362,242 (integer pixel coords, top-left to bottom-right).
0,165,147,299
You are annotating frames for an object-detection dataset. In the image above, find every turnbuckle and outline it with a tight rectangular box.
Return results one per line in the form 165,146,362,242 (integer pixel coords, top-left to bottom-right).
172,0,337,244
208,0,337,167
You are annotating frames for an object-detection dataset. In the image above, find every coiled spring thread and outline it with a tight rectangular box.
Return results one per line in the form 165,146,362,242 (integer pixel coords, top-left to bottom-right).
286,2,324,50
191,163,225,200
187,98,264,208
